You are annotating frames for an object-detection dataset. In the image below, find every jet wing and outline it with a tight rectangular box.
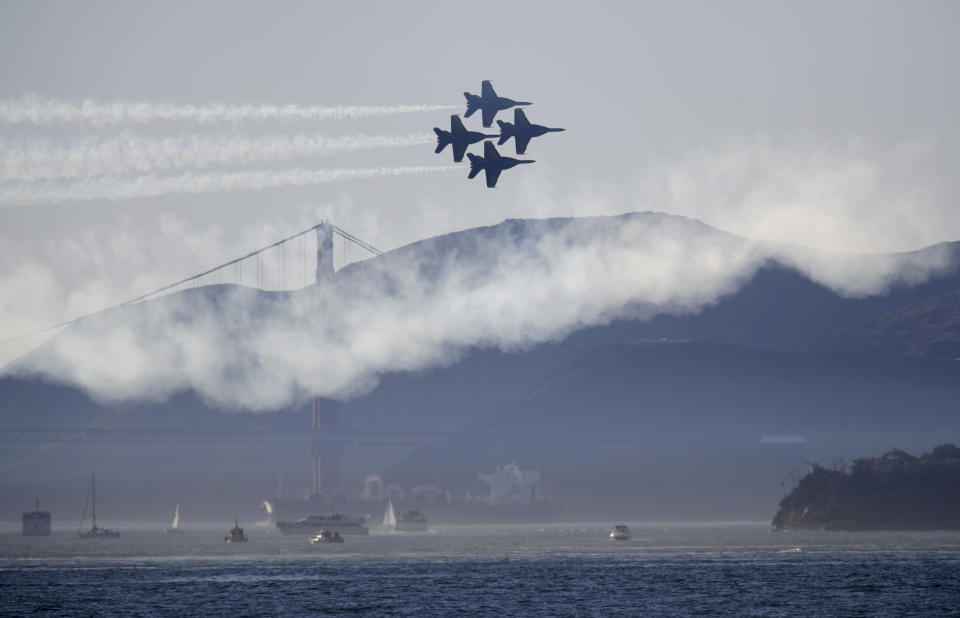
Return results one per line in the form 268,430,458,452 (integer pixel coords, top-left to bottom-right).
481,107,496,128
452,142,468,162
483,141,500,160
514,108,530,127
485,167,502,188
451,115,466,133
481,80,496,99
515,135,532,155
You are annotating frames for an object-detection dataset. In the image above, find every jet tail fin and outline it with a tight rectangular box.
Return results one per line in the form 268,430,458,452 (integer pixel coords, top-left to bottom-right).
496,120,513,146
467,153,482,179
464,93,481,118
434,128,449,153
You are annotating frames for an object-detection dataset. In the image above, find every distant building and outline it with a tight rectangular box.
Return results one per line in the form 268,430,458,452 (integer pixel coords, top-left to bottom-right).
478,463,543,505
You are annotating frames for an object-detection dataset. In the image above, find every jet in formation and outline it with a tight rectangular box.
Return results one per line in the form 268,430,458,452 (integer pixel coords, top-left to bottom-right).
464,80,532,128
467,141,534,188
432,81,562,188
496,108,565,155
433,115,499,162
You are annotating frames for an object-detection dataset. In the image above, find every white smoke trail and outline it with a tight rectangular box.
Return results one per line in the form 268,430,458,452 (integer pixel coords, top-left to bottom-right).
0,165,460,206
0,133,435,182
0,94,459,125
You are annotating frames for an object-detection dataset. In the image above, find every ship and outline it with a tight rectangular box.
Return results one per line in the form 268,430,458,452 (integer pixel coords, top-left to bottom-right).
275,513,370,536
22,500,52,536
383,500,428,532
225,518,248,543
78,475,120,538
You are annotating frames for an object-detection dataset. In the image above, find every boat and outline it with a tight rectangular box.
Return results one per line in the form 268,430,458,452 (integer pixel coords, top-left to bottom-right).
383,500,428,532
275,513,369,536
22,499,52,536
396,510,428,532
610,524,631,540
78,475,120,538
309,529,344,544
224,518,248,543
165,504,184,534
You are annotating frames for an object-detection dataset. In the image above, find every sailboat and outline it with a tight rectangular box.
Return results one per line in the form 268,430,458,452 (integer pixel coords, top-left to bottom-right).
78,474,119,538
382,499,397,529
382,499,428,532
165,504,184,534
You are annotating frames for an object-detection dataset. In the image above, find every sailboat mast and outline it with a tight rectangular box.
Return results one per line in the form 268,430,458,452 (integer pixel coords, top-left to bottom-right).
91,474,96,528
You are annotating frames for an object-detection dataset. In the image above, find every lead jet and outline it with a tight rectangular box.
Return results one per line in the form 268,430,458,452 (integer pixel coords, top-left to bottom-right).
433,115,499,162
464,80,532,128
467,141,534,188
496,109,565,155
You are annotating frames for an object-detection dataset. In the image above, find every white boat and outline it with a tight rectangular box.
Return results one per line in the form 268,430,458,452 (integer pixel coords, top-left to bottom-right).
165,504,184,534
23,499,52,536
383,500,428,532
275,513,369,536
309,529,344,544
78,475,120,538
610,524,631,540
225,518,248,543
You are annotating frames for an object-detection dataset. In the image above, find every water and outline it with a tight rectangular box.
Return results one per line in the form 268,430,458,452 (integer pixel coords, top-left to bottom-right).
2,522,960,616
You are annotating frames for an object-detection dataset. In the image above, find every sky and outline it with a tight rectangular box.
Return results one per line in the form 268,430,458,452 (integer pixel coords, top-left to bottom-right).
1,0,959,401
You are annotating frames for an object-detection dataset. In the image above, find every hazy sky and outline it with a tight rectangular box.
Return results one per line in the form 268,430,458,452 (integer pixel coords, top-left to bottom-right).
1,0,959,387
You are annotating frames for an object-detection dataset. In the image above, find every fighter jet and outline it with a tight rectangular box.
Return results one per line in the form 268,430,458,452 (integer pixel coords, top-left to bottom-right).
464,80,532,128
466,141,534,188
433,115,499,162
496,109,565,155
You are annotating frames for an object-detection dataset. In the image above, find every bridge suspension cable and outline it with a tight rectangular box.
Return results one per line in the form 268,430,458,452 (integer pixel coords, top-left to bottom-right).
0,222,382,348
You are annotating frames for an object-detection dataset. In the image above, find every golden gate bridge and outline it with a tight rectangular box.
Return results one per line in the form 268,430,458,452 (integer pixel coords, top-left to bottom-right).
0,222,437,499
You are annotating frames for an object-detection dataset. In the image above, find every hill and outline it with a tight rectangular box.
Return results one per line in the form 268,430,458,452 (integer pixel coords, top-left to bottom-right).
773,444,960,530
811,287,960,359
385,341,960,520
2,212,960,521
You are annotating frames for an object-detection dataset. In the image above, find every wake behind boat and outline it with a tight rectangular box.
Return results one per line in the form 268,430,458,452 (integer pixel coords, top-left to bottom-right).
78,475,119,538
275,513,369,536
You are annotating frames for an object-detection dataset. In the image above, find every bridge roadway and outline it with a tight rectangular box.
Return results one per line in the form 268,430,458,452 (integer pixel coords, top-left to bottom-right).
0,426,448,446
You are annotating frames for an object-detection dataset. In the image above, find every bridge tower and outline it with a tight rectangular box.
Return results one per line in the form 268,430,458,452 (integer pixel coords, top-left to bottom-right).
315,222,335,282
311,398,342,497
311,222,341,499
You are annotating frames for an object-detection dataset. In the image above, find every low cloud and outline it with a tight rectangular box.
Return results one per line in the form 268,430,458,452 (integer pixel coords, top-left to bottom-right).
6,212,954,411
635,134,956,254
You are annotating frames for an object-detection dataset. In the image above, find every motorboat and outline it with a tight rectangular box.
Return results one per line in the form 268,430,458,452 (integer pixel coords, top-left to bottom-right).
309,529,344,544
610,524,631,540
